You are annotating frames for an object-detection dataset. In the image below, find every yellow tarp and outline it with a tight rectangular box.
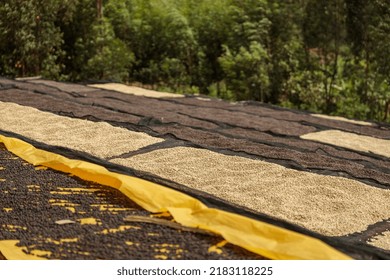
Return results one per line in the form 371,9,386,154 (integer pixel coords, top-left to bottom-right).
0,240,47,260
0,135,351,260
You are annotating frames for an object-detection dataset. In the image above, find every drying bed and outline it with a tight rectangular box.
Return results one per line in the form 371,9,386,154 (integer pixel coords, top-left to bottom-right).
1,77,389,259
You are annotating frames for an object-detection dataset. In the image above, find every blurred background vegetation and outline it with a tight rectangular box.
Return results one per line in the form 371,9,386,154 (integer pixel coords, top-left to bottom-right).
1,0,389,122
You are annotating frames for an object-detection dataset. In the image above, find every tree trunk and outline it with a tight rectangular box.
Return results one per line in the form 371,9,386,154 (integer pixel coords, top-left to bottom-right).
97,0,103,19
383,100,390,122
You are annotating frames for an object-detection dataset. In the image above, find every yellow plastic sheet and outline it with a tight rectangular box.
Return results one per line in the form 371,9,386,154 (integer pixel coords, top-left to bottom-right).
0,135,351,260
0,240,47,260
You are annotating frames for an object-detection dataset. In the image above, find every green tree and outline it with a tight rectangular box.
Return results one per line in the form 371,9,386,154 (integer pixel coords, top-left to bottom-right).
83,18,134,81
57,0,96,80
219,42,270,101
0,0,65,78
302,0,346,114
229,0,271,49
267,0,306,104
345,0,390,121
122,0,196,90
58,0,133,82
187,0,237,95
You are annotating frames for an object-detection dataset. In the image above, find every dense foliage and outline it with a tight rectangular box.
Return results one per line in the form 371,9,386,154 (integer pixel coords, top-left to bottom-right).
1,0,389,122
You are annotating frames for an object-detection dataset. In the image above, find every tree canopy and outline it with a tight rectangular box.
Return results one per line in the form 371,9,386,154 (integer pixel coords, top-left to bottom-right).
0,0,389,122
